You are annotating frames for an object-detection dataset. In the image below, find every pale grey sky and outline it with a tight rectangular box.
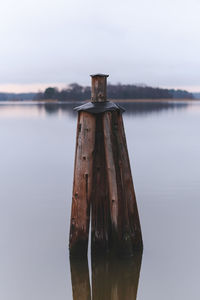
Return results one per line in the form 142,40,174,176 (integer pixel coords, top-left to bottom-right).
1,0,200,92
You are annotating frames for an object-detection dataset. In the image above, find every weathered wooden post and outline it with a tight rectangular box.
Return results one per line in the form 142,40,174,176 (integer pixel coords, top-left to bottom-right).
69,74,143,257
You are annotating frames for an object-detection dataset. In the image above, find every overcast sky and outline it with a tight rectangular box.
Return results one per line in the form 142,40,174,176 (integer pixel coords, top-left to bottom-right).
1,0,200,92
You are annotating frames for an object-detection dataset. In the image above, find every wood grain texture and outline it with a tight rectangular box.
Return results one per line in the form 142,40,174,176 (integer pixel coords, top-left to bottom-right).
103,111,143,256
116,113,143,250
102,112,119,231
69,111,96,257
70,109,142,257
91,115,111,255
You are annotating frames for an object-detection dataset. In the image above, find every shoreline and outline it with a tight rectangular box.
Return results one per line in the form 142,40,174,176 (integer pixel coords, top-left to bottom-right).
0,98,198,104
110,98,196,103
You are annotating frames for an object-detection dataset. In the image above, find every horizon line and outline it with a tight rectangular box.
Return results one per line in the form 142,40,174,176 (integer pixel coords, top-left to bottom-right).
0,83,199,94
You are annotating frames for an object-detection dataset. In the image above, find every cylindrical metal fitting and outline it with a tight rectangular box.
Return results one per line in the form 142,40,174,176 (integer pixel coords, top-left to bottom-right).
90,74,109,102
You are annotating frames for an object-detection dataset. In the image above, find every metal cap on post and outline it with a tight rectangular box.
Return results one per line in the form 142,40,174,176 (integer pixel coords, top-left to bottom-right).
74,73,124,113
90,74,109,103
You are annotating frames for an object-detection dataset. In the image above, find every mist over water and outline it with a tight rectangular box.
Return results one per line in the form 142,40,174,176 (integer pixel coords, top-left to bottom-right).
0,101,200,299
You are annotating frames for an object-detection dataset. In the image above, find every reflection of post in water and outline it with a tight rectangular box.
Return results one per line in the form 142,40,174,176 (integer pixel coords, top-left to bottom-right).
70,253,142,300
91,253,142,300
70,258,91,300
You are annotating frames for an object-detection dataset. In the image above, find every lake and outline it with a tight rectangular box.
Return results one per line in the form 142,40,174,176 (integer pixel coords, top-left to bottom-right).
0,101,200,299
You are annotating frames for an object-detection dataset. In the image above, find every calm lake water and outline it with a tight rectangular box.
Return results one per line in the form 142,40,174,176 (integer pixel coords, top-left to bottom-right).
0,101,200,300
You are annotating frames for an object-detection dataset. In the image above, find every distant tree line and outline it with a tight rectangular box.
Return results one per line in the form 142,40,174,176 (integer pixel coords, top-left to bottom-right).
193,92,200,99
35,83,194,101
35,84,91,101
0,84,194,101
0,93,36,101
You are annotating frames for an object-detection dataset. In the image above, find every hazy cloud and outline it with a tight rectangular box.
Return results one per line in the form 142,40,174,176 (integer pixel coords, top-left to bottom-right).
1,0,200,91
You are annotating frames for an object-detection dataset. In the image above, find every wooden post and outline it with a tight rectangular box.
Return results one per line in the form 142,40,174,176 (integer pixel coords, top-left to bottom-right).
69,74,143,257
69,112,96,257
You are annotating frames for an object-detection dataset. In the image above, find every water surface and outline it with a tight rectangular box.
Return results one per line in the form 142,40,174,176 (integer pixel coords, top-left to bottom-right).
0,101,200,299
